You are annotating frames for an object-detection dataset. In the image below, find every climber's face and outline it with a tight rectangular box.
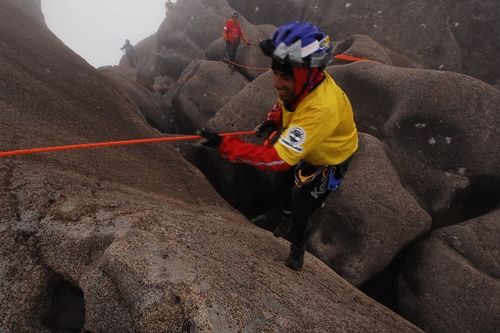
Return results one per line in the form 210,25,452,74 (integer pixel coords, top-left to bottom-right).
273,71,295,104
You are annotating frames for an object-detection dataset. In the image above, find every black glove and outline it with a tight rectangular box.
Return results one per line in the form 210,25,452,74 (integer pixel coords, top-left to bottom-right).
254,120,276,138
197,130,222,148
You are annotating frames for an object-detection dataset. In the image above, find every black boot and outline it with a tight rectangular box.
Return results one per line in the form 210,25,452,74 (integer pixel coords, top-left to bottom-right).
250,209,280,228
272,210,291,238
286,244,304,271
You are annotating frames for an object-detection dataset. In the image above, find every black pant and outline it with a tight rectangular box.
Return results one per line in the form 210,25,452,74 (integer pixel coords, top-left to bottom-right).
224,40,240,63
273,160,351,253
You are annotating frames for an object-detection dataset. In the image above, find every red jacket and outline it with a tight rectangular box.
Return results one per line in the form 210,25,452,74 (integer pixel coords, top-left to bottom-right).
223,19,247,43
218,103,291,172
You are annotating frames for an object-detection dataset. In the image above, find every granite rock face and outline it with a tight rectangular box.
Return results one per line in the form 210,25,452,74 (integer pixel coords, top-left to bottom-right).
398,210,500,333
308,134,432,286
0,1,424,332
230,0,500,85
329,62,500,217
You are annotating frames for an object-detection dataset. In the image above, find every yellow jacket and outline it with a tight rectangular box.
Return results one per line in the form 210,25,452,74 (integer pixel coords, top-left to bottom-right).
275,72,358,166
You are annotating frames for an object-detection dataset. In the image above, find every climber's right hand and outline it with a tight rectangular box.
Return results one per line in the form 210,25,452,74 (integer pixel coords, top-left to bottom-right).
254,121,276,137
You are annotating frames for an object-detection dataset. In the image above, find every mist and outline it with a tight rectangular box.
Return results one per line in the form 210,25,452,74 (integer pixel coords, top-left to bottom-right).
41,0,171,68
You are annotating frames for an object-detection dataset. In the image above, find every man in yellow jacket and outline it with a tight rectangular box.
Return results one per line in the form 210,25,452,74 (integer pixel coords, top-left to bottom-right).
200,22,358,271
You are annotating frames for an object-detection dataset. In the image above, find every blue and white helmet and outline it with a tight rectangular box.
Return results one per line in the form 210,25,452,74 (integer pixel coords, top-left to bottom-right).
260,22,332,68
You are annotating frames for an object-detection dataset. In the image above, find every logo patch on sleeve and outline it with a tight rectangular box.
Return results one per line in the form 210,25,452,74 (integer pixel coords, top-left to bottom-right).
280,126,306,152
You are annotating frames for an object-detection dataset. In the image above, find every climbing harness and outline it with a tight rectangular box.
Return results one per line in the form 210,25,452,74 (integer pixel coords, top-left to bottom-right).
293,156,352,191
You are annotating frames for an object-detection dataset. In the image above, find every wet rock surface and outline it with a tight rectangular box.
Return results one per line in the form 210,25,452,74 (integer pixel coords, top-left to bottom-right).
1,0,499,332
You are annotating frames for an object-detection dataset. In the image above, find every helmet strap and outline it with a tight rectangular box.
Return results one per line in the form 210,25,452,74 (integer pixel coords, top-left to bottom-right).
286,67,324,111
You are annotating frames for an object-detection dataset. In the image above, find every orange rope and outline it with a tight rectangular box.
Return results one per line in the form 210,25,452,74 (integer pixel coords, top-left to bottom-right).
225,58,270,71
225,53,368,72
334,54,369,62
0,130,255,158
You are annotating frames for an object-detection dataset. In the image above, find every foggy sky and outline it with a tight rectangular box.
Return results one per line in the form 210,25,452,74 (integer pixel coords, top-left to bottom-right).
42,0,172,68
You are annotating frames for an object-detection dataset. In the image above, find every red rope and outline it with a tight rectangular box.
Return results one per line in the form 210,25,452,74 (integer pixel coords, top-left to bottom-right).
225,58,270,71
0,130,255,158
334,54,369,62
225,53,369,72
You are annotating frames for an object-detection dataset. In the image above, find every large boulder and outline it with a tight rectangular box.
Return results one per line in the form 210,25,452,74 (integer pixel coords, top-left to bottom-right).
308,134,432,286
329,62,500,218
0,159,423,333
211,69,276,132
173,59,249,132
156,31,206,80
157,0,234,51
305,0,463,72
99,65,175,133
397,209,500,333
333,34,421,68
230,0,500,85
127,34,161,85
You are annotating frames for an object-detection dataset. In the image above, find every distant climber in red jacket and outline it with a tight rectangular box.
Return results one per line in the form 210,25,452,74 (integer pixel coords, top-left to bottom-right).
223,11,250,71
